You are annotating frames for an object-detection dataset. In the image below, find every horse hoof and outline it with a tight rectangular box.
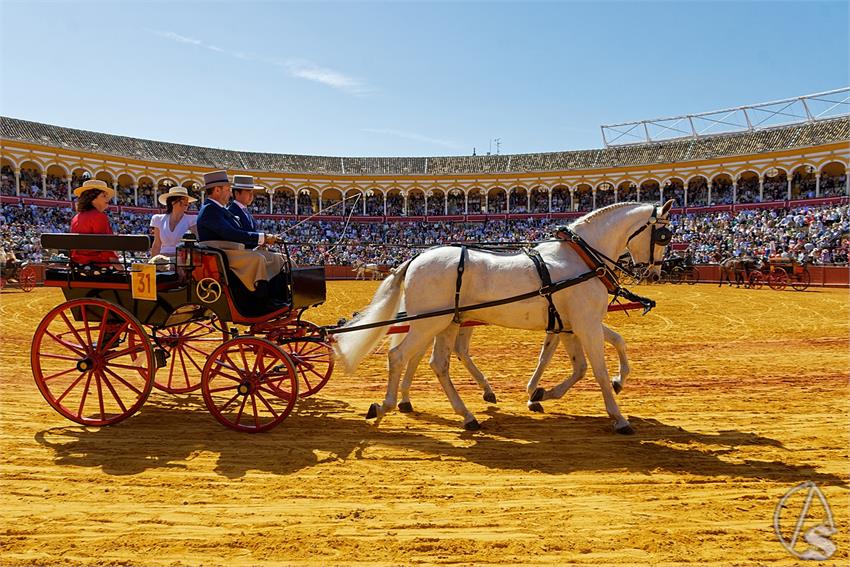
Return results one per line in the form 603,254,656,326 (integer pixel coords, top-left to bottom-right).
528,402,544,413
530,387,545,402
464,419,481,431
615,424,635,435
366,403,380,420
483,392,497,404
398,401,413,413
612,381,622,394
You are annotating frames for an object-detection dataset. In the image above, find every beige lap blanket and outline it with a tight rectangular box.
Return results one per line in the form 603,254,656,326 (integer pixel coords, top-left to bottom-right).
201,240,286,291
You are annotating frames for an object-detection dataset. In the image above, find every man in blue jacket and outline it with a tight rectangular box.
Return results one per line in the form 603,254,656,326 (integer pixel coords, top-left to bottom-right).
196,170,286,301
227,174,265,231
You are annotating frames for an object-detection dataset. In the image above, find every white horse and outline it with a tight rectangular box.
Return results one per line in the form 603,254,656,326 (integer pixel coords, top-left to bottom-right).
334,201,673,434
353,259,382,280
393,324,630,414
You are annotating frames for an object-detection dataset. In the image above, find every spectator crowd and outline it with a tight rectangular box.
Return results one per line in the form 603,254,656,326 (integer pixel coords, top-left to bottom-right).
2,201,848,267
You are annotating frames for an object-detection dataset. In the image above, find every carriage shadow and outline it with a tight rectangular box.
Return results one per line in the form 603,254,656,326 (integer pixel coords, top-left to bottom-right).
33,396,846,487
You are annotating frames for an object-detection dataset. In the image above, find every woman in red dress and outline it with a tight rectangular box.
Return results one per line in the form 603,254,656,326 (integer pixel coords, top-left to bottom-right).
70,179,120,268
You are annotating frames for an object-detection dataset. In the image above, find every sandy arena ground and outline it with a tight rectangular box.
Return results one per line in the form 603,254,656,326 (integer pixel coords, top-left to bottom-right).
1,282,848,566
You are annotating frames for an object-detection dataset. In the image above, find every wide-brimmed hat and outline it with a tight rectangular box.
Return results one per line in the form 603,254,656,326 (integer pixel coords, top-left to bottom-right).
202,170,230,190
73,179,115,200
158,186,199,206
232,174,264,191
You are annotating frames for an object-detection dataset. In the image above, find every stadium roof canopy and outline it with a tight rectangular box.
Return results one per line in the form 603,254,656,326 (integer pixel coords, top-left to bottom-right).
1,114,847,177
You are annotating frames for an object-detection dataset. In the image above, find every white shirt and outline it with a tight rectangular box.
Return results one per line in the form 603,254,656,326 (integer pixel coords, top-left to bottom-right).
150,213,197,255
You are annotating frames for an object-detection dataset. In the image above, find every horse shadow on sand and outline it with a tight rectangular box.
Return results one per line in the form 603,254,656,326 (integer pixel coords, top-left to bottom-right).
34,395,846,487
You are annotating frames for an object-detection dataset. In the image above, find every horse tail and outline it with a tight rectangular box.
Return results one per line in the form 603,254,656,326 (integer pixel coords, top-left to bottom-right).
333,258,413,374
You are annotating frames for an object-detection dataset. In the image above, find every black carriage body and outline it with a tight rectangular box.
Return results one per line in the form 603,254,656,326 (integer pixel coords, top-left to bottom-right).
41,234,326,327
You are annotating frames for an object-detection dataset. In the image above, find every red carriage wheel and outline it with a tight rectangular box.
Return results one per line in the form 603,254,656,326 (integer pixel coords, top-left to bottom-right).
149,318,228,394
748,270,764,290
201,337,298,432
31,298,154,426
279,336,334,398
19,265,37,292
768,271,788,291
791,269,811,292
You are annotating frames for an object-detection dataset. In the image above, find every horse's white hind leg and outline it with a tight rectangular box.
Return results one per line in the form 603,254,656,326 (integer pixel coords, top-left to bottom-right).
430,325,480,430
369,327,438,427
454,327,496,404
605,326,630,393
525,333,561,411
574,322,633,434
532,332,587,406
398,345,428,413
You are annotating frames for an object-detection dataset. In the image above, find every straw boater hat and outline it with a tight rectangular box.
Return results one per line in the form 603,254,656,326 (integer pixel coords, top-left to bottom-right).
202,170,230,190
73,179,115,200
231,175,265,191
158,186,199,206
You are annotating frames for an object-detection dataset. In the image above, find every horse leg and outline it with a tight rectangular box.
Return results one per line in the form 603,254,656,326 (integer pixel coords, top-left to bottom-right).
574,322,633,434
430,325,479,430
369,326,438,426
525,333,561,411
398,343,428,413
454,327,496,404
534,332,587,405
605,326,630,393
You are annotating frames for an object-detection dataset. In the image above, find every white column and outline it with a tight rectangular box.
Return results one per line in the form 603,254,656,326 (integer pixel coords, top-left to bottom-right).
362,193,367,215
845,170,849,196
636,187,641,202
759,178,764,202
112,181,119,203
66,178,72,201
403,194,407,216
484,193,488,213
684,185,689,208
660,185,665,203
815,174,820,198
318,194,323,213
384,194,388,216
592,190,597,210
614,188,618,204
506,191,510,214
14,169,20,197
526,191,531,213
569,189,575,211
707,182,712,206
444,194,447,216
464,193,468,215
548,190,552,213
732,182,737,204
786,176,792,201
295,192,299,216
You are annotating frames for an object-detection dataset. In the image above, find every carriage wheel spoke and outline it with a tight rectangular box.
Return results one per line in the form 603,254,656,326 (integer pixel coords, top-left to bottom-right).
55,371,88,404
44,330,86,357
181,345,206,374
80,307,94,349
237,343,250,374
298,366,313,391
234,395,248,425
207,384,243,394
59,312,89,353
250,394,260,428
176,347,191,389
102,366,144,396
97,369,128,413
76,371,94,418
221,352,245,377
254,390,280,418
217,391,242,413
103,341,144,361
42,366,80,382
94,369,106,421
99,322,131,353
96,308,110,351
40,352,84,362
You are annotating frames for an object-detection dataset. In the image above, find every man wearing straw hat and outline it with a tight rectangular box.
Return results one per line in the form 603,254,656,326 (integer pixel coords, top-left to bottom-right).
196,170,287,300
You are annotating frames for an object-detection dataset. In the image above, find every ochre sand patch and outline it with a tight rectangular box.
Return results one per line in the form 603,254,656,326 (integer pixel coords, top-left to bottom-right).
1,283,848,566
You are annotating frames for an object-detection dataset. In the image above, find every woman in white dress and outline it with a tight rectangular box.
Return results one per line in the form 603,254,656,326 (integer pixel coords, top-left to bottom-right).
150,187,198,257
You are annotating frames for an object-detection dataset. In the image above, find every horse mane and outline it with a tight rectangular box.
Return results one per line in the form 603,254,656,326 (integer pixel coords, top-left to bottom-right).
570,201,645,228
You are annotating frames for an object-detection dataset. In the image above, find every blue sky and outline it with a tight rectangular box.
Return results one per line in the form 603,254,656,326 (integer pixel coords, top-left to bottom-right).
1,1,847,157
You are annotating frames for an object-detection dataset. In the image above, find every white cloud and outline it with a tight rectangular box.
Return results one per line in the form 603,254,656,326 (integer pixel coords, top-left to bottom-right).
362,128,463,150
148,28,370,95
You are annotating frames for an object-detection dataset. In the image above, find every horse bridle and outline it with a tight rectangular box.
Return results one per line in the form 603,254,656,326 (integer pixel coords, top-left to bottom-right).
625,205,673,267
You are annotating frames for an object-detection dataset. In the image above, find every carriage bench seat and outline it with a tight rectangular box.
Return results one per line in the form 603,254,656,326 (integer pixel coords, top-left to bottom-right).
40,233,181,289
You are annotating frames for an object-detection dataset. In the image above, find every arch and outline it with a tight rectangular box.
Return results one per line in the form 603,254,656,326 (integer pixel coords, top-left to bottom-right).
789,164,817,200
761,167,788,202
0,155,18,170
818,161,848,197
18,160,44,198
446,186,465,215
136,176,156,208
686,175,708,207
115,173,136,206
95,170,115,184
426,188,446,216
486,187,507,214
296,186,317,215
466,187,484,214
273,186,297,215
574,183,593,212
616,180,637,203
0,158,15,196
639,179,661,204
710,173,734,205
406,188,426,216
551,184,570,213
364,187,385,216
529,185,549,213
662,178,685,208
508,186,528,213
344,188,365,216
385,187,404,216
44,164,70,200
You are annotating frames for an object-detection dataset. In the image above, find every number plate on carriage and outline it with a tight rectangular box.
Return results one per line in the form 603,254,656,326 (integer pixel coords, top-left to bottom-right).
131,263,157,301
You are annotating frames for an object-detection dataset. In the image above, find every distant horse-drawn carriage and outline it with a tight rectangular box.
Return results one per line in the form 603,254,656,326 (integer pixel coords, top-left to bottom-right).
0,259,37,292
748,257,811,291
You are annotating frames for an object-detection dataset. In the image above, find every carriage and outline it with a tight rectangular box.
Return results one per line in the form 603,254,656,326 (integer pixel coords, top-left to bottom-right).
659,256,700,285
747,257,811,291
31,233,333,433
0,259,38,292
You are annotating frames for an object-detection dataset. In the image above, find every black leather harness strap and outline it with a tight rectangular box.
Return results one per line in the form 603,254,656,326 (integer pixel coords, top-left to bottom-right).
524,248,565,333
453,245,467,323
